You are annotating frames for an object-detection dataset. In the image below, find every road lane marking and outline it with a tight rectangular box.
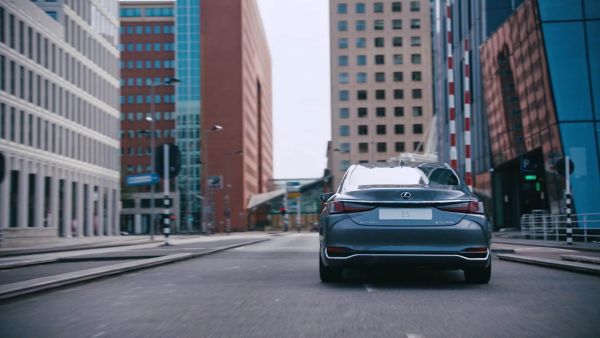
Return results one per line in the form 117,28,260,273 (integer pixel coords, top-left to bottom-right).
91,332,106,338
364,284,375,292
406,334,424,338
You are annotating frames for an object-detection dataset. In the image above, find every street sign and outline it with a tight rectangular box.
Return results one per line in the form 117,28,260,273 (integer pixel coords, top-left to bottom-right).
207,175,223,189
155,144,181,178
287,192,301,199
286,181,301,192
556,157,575,175
0,151,5,185
126,173,160,186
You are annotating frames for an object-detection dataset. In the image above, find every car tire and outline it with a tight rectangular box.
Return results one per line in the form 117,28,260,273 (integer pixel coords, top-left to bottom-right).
464,262,491,284
319,256,343,283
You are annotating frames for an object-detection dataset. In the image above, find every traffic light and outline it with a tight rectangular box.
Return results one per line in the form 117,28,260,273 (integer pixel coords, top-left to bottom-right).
155,144,181,178
279,207,287,216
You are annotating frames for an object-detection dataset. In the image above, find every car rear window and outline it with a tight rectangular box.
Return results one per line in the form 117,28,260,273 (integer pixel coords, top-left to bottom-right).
346,166,459,188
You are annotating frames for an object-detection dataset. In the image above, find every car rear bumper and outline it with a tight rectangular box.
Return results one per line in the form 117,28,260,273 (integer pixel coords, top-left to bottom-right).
322,250,491,269
321,217,491,269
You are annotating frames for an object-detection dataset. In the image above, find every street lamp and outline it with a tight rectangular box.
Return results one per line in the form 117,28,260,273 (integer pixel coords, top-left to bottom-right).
223,150,244,234
194,124,224,234
147,77,180,240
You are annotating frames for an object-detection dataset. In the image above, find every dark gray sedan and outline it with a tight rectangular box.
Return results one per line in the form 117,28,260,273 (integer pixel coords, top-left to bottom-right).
319,162,491,284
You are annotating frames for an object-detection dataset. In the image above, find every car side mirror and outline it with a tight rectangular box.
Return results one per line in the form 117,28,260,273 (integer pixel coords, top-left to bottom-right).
320,192,334,203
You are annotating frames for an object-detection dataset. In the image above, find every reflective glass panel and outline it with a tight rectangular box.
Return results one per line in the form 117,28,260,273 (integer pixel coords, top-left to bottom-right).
538,0,582,21
543,22,592,121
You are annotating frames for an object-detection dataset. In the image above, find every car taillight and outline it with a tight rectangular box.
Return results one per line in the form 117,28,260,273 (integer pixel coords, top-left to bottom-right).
437,201,484,214
328,201,376,214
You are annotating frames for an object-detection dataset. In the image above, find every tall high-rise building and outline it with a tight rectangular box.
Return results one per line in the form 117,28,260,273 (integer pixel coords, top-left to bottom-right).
0,0,120,243
175,0,201,232
201,0,272,232
119,1,178,234
329,0,435,187
432,0,523,213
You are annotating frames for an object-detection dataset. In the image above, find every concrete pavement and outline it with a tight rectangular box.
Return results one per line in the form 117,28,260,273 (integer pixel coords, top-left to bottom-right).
0,233,598,337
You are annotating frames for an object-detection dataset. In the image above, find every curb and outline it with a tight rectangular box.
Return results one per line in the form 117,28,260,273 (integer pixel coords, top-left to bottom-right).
496,253,600,276
492,238,600,253
0,239,159,258
0,238,269,301
0,258,59,270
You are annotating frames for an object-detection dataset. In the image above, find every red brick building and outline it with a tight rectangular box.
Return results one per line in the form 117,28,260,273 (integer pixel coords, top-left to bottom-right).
201,0,273,232
119,1,178,233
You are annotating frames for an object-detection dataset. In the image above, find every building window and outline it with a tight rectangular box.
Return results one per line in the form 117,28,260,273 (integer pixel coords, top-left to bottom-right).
357,72,367,83
413,124,423,134
337,21,348,31
410,19,421,29
412,106,423,116
410,1,421,12
356,3,365,13
376,125,386,135
357,90,367,100
393,19,402,30
374,20,384,30
340,160,351,172
412,89,422,99
338,38,348,49
411,54,422,64
395,142,405,152
375,72,385,83
338,55,348,66
374,2,384,13
377,142,387,152
356,37,366,48
393,54,404,64
339,90,349,101
358,107,368,118
413,142,423,152
358,125,368,135
376,107,386,117
395,106,404,116
394,72,404,82
392,2,402,12
337,3,347,14
394,89,404,99
339,125,350,136
393,37,403,47
395,124,405,135
339,108,349,118
338,73,349,84
411,36,421,46
356,20,366,31
375,90,386,100
359,142,369,153
375,55,385,65
412,71,422,81
374,37,384,47
357,55,367,65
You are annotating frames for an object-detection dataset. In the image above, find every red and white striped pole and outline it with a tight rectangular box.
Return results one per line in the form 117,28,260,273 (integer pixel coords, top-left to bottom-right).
463,38,472,191
446,0,457,170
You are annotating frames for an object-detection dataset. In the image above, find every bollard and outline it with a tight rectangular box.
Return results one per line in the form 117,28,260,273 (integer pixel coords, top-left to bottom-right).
566,193,573,245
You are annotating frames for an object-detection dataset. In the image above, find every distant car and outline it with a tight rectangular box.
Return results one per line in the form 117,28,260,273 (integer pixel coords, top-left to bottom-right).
319,162,491,284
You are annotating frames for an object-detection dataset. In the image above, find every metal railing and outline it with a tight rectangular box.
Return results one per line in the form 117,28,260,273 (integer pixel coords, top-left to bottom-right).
520,212,600,243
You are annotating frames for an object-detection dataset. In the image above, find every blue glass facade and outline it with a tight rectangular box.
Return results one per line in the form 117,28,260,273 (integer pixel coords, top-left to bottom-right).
539,0,600,216
175,0,201,231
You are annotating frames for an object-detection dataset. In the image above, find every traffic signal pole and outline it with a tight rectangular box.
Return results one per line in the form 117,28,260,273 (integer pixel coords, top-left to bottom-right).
565,156,572,245
163,144,171,246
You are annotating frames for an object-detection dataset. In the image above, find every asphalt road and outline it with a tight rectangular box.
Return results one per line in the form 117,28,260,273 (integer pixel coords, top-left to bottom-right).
0,233,599,338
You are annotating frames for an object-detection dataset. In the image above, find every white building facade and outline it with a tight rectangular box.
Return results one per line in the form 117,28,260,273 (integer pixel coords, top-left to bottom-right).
0,0,121,244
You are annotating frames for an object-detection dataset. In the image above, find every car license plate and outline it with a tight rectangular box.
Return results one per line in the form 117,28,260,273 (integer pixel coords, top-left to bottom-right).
379,208,433,220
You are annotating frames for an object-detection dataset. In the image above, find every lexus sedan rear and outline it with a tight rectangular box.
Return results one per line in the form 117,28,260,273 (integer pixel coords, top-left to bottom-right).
319,162,491,284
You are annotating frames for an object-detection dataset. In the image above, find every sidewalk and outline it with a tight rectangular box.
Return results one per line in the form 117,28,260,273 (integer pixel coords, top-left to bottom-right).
491,234,600,276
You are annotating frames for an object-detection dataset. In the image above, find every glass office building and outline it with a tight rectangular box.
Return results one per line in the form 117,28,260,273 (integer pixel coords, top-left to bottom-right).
481,0,600,228
175,0,201,231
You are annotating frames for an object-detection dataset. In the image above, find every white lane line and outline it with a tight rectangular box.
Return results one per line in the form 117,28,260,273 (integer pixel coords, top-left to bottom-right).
224,266,240,270
406,334,424,338
91,332,106,338
364,284,375,292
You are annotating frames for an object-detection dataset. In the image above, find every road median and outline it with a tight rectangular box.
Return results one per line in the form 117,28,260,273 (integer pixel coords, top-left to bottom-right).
497,253,600,276
0,238,269,301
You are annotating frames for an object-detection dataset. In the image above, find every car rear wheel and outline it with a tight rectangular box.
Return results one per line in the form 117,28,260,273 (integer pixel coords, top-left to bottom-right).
319,256,343,283
464,262,491,284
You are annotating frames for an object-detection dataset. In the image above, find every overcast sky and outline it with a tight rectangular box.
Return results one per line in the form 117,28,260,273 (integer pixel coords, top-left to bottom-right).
256,0,331,179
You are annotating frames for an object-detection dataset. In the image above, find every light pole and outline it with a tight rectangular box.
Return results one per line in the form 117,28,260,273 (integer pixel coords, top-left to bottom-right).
197,124,223,234
147,77,180,240
223,150,244,234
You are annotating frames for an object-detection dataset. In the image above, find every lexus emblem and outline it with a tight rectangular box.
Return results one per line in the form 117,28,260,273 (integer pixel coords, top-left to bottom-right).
401,192,412,200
